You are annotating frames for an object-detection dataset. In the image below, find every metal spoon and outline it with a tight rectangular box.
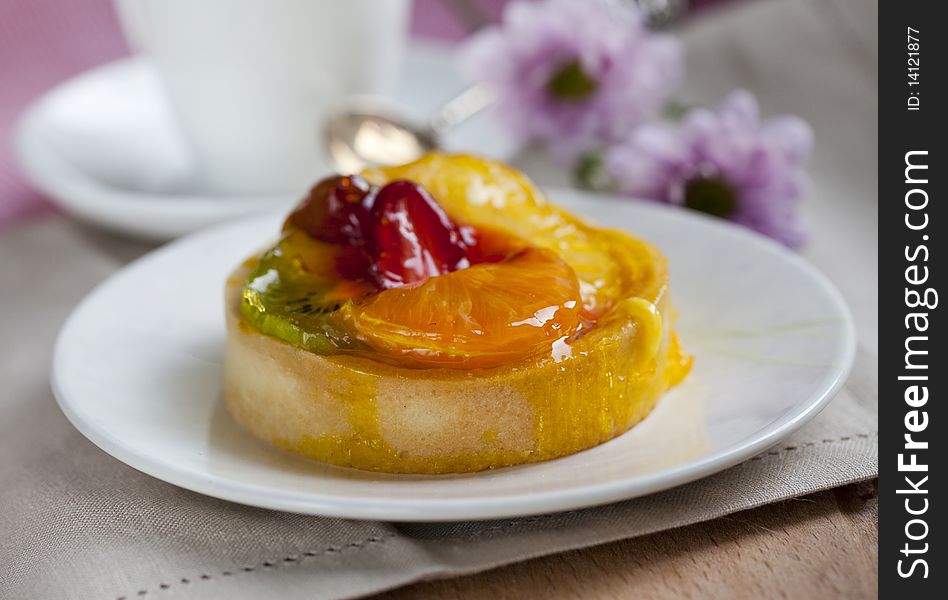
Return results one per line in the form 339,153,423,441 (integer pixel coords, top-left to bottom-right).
323,83,493,174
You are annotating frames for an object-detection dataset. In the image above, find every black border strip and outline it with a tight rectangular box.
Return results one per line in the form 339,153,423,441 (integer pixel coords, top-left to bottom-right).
879,1,944,596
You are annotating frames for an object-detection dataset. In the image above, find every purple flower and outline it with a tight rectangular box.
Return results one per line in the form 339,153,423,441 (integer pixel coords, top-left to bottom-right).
460,0,682,162
606,91,813,248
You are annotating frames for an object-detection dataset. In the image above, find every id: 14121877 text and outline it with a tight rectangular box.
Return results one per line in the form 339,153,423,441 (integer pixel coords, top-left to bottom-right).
907,27,920,110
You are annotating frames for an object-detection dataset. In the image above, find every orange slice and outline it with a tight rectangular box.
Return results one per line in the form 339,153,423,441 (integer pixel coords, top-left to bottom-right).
363,153,666,319
340,247,582,368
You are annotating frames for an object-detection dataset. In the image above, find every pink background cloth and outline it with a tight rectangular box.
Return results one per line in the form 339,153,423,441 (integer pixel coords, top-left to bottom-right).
0,0,716,231
1,0,128,228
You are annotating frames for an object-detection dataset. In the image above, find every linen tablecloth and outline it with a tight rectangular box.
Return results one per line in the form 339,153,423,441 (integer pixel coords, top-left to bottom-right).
0,0,877,597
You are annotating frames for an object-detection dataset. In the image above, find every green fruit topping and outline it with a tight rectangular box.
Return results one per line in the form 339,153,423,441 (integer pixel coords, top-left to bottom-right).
240,241,363,355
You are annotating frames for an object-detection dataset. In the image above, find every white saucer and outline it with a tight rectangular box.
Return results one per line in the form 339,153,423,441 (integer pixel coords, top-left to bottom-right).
51,189,855,521
15,43,516,240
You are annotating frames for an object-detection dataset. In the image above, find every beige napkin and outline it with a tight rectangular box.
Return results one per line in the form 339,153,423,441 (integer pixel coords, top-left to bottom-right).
0,0,877,597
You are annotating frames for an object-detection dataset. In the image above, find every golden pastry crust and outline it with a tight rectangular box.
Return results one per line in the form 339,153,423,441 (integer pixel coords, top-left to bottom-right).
223,259,691,474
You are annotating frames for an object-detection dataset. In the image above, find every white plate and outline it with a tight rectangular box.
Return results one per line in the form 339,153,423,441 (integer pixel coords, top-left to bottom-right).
15,42,516,241
52,190,855,521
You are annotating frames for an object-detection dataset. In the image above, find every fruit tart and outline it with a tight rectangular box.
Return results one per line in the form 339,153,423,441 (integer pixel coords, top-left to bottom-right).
223,153,691,474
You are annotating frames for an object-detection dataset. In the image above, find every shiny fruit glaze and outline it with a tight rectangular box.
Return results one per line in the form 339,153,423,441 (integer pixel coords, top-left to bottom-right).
369,179,475,289
242,174,584,368
285,175,373,245
362,154,669,321
284,175,375,283
281,175,513,289
341,247,582,368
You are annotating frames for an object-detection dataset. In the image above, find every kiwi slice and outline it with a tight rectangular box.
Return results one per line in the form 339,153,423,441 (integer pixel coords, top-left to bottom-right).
240,242,361,355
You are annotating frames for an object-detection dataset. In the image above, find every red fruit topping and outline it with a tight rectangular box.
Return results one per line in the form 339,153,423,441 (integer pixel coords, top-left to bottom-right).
283,175,515,290
284,175,373,245
369,180,473,289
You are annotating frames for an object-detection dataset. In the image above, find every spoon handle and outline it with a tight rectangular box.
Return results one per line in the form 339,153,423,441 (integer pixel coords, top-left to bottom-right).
428,83,495,134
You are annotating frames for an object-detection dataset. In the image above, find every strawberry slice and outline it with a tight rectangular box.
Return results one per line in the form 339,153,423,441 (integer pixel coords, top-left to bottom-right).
284,176,516,291
284,175,373,245
369,180,473,289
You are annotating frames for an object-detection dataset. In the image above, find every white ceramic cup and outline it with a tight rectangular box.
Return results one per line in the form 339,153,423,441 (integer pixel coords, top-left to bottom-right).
114,0,411,195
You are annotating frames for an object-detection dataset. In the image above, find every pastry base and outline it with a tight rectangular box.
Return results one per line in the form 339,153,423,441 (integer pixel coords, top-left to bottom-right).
223,261,691,474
